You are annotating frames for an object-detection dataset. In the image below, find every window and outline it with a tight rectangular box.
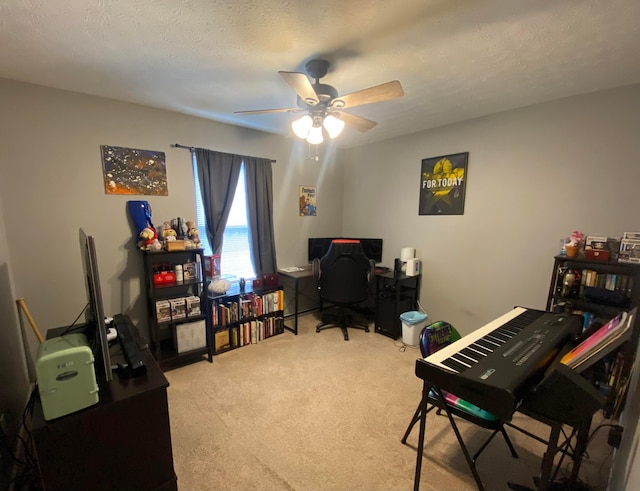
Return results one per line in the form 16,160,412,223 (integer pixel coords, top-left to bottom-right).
193,158,256,279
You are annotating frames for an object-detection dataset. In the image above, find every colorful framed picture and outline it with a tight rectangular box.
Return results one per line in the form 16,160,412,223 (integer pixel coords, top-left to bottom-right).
101,145,168,195
419,152,468,215
299,185,317,216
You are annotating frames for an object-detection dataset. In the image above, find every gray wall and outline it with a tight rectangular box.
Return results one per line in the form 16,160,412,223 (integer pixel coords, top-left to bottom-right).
341,84,640,336
0,78,344,426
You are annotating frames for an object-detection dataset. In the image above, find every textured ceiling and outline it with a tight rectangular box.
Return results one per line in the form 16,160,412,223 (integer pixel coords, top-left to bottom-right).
2,0,640,147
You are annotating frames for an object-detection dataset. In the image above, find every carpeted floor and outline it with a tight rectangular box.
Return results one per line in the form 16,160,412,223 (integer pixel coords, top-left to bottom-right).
165,311,614,491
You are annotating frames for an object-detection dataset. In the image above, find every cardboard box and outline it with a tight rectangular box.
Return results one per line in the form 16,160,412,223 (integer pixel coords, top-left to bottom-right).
619,239,640,263
174,320,207,353
169,298,187,319
155,300,171,322
585,236,608,250
153,271,176,285
166,240,186,251
186,296,201,317
183,262,197,281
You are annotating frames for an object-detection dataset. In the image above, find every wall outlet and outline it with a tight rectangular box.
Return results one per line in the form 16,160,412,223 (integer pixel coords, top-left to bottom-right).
608,425,623,448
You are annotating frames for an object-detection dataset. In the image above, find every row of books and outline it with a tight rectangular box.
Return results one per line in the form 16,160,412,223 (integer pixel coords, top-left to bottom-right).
213,316,284,352
211,290,285,326
572,269,634,297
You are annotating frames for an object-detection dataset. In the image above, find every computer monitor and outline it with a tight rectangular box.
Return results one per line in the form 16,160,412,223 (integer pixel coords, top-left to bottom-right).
79,228,112,382
308,237,383,263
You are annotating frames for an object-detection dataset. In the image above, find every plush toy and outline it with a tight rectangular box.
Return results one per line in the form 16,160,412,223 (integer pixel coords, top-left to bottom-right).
161,221,177,241
148,238,162,251
138,227,159,250
187,220,200,247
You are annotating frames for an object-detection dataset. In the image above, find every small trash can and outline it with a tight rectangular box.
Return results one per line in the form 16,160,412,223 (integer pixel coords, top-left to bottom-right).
400,311,429,346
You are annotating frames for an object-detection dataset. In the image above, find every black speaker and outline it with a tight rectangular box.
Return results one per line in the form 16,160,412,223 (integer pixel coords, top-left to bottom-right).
394,258,402,274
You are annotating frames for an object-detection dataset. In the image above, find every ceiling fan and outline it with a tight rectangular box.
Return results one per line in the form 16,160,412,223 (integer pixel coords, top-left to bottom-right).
234,59,404,143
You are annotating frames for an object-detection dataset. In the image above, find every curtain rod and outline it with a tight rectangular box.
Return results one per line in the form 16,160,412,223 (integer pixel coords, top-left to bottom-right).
171,143,276,163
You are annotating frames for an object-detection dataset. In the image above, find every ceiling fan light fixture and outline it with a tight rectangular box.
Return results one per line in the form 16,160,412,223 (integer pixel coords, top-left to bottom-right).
292,114,313,139
323,114,345,139
306,125,324,145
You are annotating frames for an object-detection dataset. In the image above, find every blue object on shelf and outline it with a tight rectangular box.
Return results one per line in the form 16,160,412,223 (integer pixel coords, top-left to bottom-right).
127,200,154,235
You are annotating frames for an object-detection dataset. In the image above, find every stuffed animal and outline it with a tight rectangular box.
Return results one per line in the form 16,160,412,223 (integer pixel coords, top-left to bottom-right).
187,220,200,246
138,227,159,250
161,221,177,241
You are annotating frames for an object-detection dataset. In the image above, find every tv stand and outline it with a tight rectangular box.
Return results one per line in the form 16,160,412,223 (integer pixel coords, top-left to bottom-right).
31,321,177,491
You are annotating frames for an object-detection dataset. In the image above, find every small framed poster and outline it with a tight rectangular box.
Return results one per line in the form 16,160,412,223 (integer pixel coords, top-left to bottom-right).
419,152,468,215
299,185,317,216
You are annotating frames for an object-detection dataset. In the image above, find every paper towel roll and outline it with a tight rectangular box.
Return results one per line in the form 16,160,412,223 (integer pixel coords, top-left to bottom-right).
400,247,415,261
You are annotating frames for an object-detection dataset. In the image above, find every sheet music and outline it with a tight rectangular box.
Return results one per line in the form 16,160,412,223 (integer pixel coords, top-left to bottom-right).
561,308,635,370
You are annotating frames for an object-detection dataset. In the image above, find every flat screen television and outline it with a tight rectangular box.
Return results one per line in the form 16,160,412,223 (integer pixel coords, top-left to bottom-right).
308,237,383,263
79,228,112,382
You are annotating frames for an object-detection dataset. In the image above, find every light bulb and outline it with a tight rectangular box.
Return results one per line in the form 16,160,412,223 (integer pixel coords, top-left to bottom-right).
306,125,324,145
291,115,312,139
323,114,345,139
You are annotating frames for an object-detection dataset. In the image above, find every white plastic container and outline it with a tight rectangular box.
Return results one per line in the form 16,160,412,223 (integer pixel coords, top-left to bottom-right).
400,311,429,346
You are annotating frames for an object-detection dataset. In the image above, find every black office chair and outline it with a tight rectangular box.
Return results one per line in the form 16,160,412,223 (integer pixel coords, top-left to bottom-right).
402,321,518,491
312,239,375,341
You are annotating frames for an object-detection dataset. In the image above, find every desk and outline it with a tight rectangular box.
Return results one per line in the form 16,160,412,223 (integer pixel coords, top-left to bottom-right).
278,266,320,335
31,332,177,491
278,266,392,335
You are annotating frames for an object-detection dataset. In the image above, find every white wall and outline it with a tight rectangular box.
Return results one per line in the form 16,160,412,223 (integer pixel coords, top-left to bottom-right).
340,84,640,336
0,78,344,378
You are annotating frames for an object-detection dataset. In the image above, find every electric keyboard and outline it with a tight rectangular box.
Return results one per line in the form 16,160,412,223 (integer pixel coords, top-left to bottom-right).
415,307,582,421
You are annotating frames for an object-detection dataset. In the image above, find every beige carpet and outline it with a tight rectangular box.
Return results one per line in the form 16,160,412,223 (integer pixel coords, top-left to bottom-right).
165,312,614,491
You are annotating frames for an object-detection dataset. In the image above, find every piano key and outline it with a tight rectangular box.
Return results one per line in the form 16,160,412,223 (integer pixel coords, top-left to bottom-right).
452,353,476,366
470,343,493,356
489,330,512,342
486,333,507,344
441,357,471,372
460,347,485,361
476,338,498,350
496,326,520,337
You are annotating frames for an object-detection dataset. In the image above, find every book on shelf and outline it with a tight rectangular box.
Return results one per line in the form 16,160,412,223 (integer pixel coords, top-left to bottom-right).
561,308,635,372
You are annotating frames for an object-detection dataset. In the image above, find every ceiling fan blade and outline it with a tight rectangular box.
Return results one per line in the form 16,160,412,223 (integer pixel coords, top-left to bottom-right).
332,80,404,109
278,71,319,105
234,107,302,115
336,111,378,133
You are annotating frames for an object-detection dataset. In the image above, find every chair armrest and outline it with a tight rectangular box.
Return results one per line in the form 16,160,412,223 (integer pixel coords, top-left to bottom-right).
367,259,376,283
312,257,321,280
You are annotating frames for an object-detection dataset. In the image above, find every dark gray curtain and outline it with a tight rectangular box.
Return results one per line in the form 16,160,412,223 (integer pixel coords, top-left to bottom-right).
194,148,277,276
244,156,277,275
194,148,242,255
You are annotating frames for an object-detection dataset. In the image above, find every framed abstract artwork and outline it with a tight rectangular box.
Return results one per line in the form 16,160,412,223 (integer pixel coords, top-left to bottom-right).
101,145,168,195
